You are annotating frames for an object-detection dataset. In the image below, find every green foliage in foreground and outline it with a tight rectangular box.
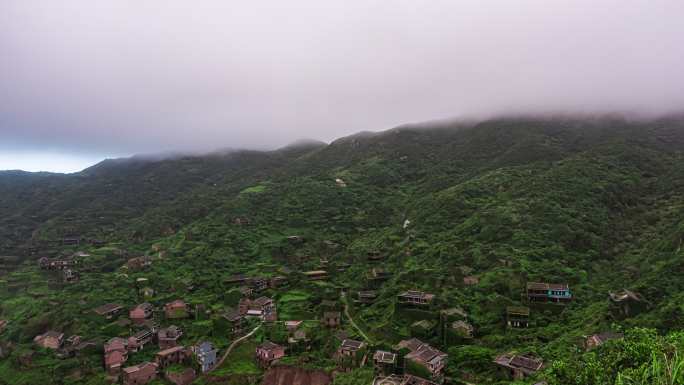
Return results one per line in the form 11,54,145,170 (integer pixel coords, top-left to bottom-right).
547,328,684,385
332,368,374,385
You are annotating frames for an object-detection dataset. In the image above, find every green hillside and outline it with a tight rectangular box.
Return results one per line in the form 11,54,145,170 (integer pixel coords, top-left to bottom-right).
1,115,684,384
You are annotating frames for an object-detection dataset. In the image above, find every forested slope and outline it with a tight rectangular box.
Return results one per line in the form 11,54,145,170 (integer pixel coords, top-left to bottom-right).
1,115,684,384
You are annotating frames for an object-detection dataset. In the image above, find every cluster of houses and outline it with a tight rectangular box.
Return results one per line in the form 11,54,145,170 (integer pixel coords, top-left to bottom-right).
38,253,86,283
103,330,216,384
254,335,448,384
33,331,96,358
33,298,219,385
238,296,278,322
99,297,218,385
247,293,451,383
226,274,290,294
489,282,636,381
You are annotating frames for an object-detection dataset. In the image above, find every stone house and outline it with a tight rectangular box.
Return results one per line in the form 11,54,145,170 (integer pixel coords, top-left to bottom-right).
285,320,303,332
127,329,155,352
526,282,572,303
493,353,543,380
104,337,129,374
192,341,218,373
397,291,435,306
609,289,649,318
94,303,124,319
269,275,289,288
506,306,530,328
322,311,341,328
158,325,183,349
357,291,378,304
155,346,190,370
164,300,188,319
34,331,64,350
130,303,154,325
338,339,365,357
585,332,623,350
373,350,397,376
240,296,277,322
249,277,269,292
255,341,285,367
104,349,127,375
223,309,245,337
397,338,447,381
122,361,158,385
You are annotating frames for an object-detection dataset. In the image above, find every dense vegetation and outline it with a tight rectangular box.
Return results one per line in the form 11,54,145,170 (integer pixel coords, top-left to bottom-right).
1,115,684,384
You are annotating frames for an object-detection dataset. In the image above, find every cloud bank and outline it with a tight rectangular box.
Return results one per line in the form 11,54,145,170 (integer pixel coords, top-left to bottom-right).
1,0,683,169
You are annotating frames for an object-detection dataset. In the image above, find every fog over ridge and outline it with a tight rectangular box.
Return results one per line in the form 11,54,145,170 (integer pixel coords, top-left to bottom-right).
1,0,683,171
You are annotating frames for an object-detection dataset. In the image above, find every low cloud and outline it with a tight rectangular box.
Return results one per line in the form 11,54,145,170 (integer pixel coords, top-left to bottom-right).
1,0,683,162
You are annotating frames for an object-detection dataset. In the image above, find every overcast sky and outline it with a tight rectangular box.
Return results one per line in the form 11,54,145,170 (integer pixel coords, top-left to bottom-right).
1,0,683,172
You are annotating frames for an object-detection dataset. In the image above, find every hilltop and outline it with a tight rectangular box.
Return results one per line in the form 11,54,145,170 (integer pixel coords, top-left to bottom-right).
1,115,684,384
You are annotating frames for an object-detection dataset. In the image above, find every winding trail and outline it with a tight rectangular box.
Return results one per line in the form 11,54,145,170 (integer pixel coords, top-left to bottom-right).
209,323,262,373
341,292,372,343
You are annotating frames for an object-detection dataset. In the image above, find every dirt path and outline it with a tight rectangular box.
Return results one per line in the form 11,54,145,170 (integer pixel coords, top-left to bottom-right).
341,292,372,343
209,323,262,373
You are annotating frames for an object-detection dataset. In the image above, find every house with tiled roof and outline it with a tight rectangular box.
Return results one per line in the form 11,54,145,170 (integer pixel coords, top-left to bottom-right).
255,341,285,367
94,303,124,319
127,329,155,352
494,353,543,380
104,337,128,374
373,350,397,376
130,303,154,325
336,339,366,371
397,291,435,306
506,306,530,328
164,300,188,319
122,361,158,385
34,331,64,350
240,296,277,321
222,308,245,337
396,338,447,381
609,289,649,318
526,282,572,304
338,339,365,357
585,332,623,350
158,325,183,349
154,346,190,370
